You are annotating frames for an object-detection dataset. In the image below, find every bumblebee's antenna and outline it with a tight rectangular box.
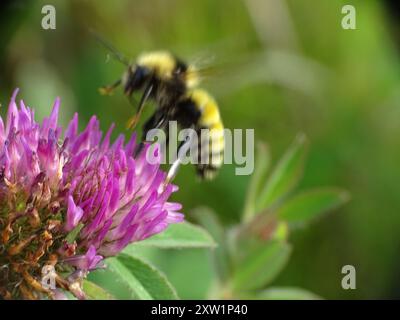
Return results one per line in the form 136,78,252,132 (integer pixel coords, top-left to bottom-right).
90,29,130,66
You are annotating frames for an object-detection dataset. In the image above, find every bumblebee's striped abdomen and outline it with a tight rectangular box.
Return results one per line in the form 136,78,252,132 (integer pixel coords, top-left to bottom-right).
188,89,224,179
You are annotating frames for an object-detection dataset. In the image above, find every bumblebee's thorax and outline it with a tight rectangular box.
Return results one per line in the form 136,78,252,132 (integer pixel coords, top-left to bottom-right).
156,79,187,108
137,51,180,79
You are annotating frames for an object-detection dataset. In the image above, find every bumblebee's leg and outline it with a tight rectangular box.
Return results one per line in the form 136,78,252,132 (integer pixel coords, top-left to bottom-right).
134,110,169,158
166,153,182,184
165,98,202,183
165,127,196,184
126,82,154,130
99,79,121,95
138,82,154,114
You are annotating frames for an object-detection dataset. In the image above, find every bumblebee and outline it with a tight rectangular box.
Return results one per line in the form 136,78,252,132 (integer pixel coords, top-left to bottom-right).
100,50,200,129
178,89,224,180
141,88,225,180
94,34,224,180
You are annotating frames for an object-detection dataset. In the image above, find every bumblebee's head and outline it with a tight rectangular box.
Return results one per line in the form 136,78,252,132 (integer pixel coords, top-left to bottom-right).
122,65,151,96
121,51,200,97
122,51,180,96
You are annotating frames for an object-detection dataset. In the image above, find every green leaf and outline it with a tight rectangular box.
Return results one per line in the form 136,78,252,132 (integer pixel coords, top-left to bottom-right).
106,254,178,300
191,208,225,249
272,221,289,241
192,207,231,282
232,240,291,291
86,268,133,299
256,134,308,212
277,188,350,225
129,222,216,249
243,142,271,222
82,280,115,300
244,287,321,300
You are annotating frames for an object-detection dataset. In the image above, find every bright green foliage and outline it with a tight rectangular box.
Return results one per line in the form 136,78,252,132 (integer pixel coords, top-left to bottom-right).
84,135,347,300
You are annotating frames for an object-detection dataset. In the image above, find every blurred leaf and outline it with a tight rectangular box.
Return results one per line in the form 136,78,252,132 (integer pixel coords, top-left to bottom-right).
243,142,271,222
243,287,321,300
256,134,308,212
272,221,289,241
232,240,291,291
192,207,231,282
277,188,350,225
82,280,115,300
129,222,216,249
235,213,278,249
106,254,178,300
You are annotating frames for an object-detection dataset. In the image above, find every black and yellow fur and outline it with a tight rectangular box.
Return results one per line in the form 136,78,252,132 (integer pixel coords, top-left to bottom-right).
100,50,224,179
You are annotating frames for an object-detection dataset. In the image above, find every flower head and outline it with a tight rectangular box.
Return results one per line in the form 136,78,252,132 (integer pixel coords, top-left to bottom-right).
0,89,183,299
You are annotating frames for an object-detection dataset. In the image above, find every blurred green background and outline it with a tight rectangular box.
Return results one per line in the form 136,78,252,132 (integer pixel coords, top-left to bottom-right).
1,0,400,299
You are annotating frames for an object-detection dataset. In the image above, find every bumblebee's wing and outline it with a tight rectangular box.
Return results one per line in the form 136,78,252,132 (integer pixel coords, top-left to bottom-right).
182,49,254,95
173,35,251,82
188,33,330,98
188,49,330,100
90,29,130,66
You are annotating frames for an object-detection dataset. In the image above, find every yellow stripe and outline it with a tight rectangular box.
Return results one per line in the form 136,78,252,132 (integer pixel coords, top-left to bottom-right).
137,51,176,78
189,89,222,127
209,139,225,152
186,65,200,88
209,127,224,142
211,122,223,130
188,89,225,165
210,154,224,166
201,106,220,127
201,129,224,142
